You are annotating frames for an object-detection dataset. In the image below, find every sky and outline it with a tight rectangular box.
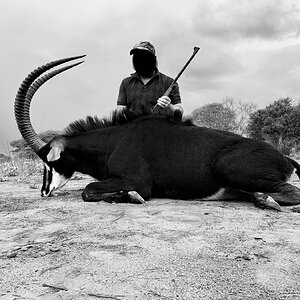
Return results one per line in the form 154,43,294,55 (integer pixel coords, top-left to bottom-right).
1,0,300,154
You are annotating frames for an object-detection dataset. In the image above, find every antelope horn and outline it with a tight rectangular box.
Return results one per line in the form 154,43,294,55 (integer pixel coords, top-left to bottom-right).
14,55,85,155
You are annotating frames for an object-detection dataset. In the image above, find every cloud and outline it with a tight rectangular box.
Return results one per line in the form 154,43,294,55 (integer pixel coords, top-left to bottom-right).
192,0,300,41
245,44,300,100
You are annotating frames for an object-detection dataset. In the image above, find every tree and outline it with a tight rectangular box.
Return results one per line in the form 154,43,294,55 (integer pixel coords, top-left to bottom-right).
191,103,236,132
222,97,256,135
190,98,256,134
247,98,300,154
286,103,300,140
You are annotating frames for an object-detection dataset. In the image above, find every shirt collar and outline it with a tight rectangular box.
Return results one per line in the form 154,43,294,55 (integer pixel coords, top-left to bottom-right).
131,68,160,80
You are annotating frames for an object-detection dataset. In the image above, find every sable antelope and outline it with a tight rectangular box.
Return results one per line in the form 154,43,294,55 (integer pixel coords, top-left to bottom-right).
14,55,300,211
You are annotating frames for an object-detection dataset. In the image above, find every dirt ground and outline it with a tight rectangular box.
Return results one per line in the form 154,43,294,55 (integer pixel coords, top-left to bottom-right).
1,172,300,300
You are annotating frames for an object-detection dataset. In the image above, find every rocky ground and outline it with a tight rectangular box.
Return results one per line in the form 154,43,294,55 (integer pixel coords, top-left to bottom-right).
0,173,300,300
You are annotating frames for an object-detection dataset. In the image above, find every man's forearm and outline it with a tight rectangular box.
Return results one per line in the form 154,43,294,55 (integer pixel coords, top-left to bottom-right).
169,103,183,115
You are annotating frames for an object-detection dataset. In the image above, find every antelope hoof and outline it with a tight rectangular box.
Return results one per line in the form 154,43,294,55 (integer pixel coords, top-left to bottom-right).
128,191,146,204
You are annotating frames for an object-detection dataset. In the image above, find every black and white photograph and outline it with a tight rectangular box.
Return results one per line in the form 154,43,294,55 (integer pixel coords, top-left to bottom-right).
1,0,300,299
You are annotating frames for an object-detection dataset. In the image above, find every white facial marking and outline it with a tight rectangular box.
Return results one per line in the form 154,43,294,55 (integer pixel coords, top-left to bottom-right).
49,168,69,193
44,163,50,171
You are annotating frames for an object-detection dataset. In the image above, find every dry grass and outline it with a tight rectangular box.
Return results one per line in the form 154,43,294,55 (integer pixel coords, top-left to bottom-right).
0,155,85,188
0,157,43,185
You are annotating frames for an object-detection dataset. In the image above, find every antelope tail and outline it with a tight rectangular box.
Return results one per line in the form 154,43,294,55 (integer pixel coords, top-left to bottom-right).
285,156,300,179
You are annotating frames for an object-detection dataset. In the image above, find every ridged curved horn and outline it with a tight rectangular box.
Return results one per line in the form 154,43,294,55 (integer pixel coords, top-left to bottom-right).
14,55,85,154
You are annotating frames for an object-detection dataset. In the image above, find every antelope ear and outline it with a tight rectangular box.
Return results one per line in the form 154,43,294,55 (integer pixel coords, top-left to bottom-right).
47,144,64,162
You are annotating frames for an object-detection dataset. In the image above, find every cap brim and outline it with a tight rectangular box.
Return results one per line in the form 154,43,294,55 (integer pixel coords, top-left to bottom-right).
130,47,154,55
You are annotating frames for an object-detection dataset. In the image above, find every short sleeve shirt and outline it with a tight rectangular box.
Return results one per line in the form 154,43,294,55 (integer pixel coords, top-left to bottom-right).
117,71,181,116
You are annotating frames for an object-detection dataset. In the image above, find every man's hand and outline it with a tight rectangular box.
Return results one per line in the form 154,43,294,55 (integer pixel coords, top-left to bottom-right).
156,96,171,108
153,96,183,119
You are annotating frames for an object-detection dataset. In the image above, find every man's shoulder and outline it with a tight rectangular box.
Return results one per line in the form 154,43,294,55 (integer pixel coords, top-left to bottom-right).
121,75,133,82
120,75,136,87
158,72,174,83
122,72,140,82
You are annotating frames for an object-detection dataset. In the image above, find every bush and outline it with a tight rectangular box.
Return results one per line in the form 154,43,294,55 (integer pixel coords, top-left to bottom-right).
247,98,300,155
0,157,43,180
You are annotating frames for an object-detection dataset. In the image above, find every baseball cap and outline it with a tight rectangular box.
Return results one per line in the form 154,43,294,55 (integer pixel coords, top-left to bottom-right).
130,41,156,56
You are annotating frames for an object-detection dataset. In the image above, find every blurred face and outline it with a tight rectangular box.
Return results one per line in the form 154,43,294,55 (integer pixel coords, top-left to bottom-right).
132,50,157,77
